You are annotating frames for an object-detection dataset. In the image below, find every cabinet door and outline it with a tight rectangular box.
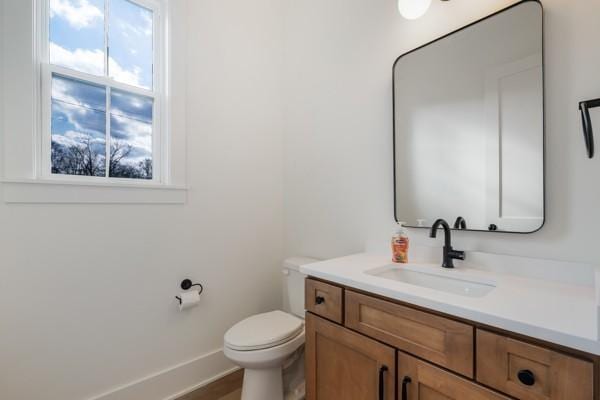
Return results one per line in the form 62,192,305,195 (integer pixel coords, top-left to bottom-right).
306,313,396,400
397,352,510,400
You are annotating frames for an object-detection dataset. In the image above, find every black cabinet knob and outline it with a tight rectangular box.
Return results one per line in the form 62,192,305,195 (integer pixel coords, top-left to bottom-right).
315,296,325,305
517,369,535,386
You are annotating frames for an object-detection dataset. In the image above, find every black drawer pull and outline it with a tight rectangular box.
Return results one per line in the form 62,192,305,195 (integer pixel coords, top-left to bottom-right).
378,365,388,400
401,376,412,400
518,369,535,386
315,296,325,305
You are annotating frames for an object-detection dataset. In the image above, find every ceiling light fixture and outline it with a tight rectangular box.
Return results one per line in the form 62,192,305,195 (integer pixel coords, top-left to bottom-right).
398,0,449,20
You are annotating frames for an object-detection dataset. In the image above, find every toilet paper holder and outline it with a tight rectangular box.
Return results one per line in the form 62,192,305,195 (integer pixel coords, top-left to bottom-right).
175,279,204,304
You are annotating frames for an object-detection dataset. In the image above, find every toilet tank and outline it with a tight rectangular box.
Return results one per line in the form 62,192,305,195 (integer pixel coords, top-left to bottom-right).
282,257,318,318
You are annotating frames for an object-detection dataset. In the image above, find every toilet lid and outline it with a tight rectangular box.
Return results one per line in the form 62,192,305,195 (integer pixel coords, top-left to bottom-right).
224,310,304,351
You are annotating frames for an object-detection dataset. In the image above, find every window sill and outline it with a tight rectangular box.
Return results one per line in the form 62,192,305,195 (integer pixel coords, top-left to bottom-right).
1,179,188,204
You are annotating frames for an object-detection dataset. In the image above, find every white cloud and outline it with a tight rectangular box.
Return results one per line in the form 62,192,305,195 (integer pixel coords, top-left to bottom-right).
53,131,104,148
112,114,152,143
140,11,153,37
51,70,103,111
50,42,143,87
50,42,104,76
111,114,152,164
117,10,153,40
52,132,80,148
118,17,152,40
67,130,105,145
109,58,142,87
52,76,82,105
50,0,103,30
53,100,105,138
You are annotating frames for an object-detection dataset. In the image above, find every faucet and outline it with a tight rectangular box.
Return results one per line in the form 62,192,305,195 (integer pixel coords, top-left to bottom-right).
453,216,467,230
430,219,466,268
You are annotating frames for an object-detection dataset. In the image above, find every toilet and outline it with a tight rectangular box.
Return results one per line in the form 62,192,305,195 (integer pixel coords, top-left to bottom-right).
224,257,316,400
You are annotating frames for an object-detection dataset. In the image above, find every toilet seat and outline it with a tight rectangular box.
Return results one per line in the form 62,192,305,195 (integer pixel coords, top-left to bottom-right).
224,310,304,351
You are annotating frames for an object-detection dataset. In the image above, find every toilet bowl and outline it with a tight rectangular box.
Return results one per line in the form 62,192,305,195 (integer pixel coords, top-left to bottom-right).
224,311,305,400
223,257,317,400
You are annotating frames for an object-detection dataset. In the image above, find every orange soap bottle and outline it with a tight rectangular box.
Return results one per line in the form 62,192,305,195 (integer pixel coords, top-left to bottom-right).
391,222,409,264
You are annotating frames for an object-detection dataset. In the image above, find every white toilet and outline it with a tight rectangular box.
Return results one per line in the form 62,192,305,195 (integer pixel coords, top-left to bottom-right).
224,257,316,400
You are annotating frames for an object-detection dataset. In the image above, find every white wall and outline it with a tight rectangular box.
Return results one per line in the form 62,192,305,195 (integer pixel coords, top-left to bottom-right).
0,0,284,399
282,0,600,266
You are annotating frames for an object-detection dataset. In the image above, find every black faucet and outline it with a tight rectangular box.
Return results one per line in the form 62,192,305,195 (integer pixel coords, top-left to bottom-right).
453,216,467,230
430,219,466,268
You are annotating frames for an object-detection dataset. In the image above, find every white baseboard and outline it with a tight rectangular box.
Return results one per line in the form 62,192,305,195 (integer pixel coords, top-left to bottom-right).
86,348,237,400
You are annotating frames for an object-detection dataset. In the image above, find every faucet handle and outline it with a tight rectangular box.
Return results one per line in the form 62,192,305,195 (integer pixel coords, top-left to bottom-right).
448,249,466,261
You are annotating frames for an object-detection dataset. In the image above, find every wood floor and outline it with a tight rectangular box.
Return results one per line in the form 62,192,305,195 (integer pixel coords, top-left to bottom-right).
218,389,241,400
176,370,243,400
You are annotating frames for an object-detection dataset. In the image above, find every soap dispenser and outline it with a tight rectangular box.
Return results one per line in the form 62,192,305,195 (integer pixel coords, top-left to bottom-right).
391,222,409,264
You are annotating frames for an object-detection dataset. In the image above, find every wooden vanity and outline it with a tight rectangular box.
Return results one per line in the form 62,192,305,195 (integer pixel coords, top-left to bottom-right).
304,277,597,400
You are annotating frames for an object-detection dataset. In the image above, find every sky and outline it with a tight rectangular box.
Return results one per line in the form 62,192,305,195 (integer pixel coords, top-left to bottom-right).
49,0,154,174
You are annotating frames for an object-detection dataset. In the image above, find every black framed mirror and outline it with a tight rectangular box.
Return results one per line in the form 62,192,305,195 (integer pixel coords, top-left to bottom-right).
393,0,544,234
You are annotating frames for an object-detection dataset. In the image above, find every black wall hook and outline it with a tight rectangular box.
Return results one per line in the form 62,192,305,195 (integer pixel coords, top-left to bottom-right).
175,279,204,304
579,98,600,158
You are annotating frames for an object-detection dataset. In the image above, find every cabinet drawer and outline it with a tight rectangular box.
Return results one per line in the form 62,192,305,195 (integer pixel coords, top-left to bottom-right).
398,352,509,400
345,290,474,377
305,279,343,323
476,329,594,400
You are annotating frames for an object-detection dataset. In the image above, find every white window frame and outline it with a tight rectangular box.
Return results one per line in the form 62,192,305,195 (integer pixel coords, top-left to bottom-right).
37,0,169,185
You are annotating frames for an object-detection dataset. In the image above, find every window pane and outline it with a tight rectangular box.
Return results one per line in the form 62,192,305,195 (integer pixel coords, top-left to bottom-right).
109,89,153,179
109,0,154,89
51,75,107,177
49,0,105,76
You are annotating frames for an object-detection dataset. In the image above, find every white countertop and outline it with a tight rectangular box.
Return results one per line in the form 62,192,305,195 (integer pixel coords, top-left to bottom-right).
300,252,600,355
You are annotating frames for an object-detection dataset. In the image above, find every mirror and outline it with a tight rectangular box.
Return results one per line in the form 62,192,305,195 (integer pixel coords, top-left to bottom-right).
393,1,544,233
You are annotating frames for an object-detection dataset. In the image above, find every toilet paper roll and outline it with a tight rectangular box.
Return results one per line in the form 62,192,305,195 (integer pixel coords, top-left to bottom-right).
178,291,201,311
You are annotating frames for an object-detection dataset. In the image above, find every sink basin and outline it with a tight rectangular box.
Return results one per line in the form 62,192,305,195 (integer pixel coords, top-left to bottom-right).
366,265,496,298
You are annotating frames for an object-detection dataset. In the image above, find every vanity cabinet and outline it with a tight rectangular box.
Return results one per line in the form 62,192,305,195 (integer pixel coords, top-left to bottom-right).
305,278,597,400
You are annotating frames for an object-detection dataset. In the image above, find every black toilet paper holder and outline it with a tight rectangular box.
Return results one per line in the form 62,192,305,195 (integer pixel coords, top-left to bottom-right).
175,279,204,304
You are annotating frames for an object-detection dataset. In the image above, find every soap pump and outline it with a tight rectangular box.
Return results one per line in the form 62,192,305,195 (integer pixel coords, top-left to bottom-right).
391,222,409,264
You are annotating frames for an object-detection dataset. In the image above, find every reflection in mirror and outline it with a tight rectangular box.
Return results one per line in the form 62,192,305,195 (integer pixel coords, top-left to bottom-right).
394,1,544,233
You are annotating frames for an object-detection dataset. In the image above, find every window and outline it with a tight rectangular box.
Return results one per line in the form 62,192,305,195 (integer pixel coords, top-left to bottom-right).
1,0,185,203
42,0,163,181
